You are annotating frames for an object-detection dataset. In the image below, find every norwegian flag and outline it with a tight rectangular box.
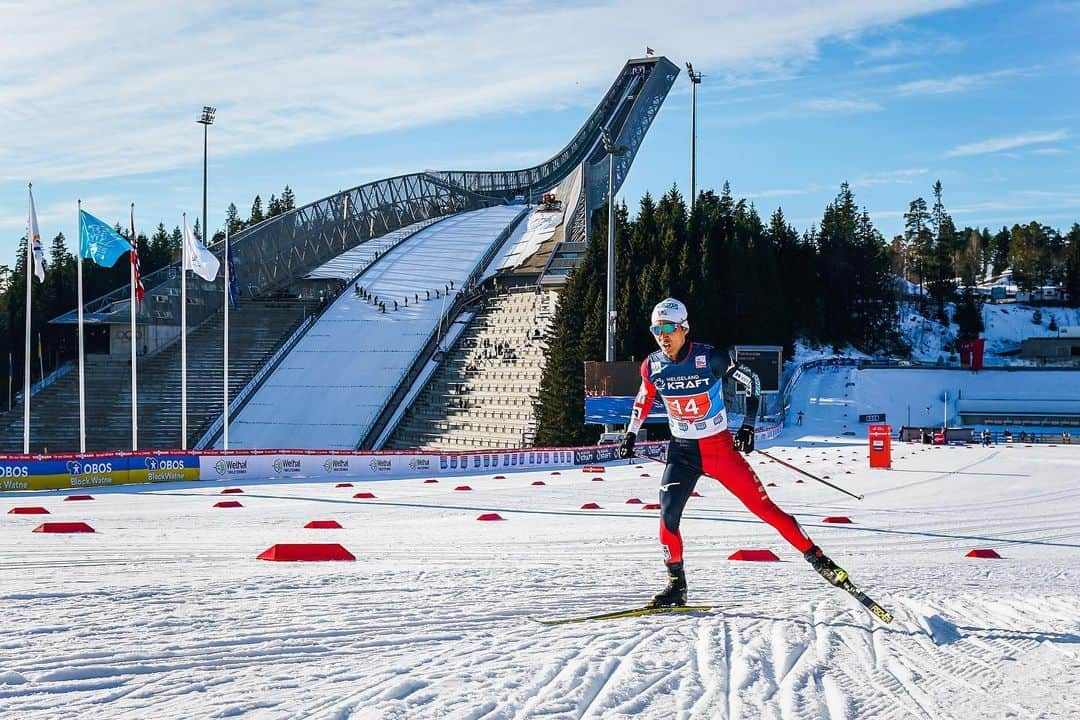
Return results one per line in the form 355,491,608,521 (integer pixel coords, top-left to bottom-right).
130,205,145,303
646,47,654,56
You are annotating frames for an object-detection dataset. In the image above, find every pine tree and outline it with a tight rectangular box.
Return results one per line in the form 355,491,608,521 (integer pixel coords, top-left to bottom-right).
226,203,243,235
281,185,296,211
267,194,282,217
250,195,264,225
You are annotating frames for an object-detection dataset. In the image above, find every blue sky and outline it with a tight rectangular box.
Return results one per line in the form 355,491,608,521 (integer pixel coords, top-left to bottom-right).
2,0,1078,270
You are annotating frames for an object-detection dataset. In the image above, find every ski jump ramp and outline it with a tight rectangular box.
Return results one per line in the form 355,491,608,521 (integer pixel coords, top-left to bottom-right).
222,206,526,450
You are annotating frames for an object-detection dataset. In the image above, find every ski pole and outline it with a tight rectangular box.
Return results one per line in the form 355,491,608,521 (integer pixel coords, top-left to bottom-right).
755,450,863,500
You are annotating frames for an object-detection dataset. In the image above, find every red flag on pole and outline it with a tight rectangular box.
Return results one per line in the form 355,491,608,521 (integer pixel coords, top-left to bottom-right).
130,206,144,303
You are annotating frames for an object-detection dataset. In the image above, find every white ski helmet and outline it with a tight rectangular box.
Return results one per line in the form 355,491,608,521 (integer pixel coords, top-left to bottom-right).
650,298,689,331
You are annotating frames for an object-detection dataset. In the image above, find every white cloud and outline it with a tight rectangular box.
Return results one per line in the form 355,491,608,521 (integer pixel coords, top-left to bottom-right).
0,0,977,183
1030,147,1069,156
945,130,1069,158
800,98,882,113
895,68,1022,96
743,187,810,199
851,168,929,186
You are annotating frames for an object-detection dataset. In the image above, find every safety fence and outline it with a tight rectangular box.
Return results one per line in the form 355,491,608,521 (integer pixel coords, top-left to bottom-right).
0,441,669,492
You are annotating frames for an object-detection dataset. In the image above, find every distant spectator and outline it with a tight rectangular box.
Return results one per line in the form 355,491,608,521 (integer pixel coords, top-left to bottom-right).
415,293,419,303
393,301,398,311
796,411,804,426
1063,431,1072,444
426,290,430,300
449,280,454,289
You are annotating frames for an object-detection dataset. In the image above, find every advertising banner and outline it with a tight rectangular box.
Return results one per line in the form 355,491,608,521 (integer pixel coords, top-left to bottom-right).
0,455,129,492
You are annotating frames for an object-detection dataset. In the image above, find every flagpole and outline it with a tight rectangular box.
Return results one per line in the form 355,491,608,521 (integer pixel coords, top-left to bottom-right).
38,334,44,386
181,213,188,450
223,223,230,452
23,183,33,454
130,204,138,451
77,200,86,453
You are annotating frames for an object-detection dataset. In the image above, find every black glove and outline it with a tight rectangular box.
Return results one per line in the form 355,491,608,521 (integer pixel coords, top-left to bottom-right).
733,424,755,454
618,431,636,459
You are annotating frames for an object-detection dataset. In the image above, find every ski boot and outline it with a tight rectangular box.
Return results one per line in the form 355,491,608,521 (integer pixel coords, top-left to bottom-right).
647,562,688,608
804,545,848,587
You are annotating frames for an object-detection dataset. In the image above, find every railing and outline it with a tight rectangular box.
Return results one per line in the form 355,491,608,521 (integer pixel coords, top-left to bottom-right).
360,209,529,448
13,362,75,405
194,311,318,449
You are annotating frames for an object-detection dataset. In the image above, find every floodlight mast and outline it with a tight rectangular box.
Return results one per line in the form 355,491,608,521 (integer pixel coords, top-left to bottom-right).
686,62,702,209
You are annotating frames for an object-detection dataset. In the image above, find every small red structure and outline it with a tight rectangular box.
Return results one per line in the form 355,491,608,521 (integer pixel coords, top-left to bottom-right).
454,485,472,491
691,491,702,498
336,482,354,488
728,549,780,562
822,516,853,524
33,522,95,533
214,500,243,508
9,507,49,514
766,482,778,487
625,498,643,504
531,480,546,486
221,488,244,494
550,471,561,476
591,477,604,482
423,479,438,484
642,503,661,510
352,492,377,499
477,513,504,521
257,544,355,561
640,473,651,478
958,338,985,371
305,520,343,529
869,424,892,469
580,502,601,510
64,495,94,501
493,475,506,480
966,548,1002,559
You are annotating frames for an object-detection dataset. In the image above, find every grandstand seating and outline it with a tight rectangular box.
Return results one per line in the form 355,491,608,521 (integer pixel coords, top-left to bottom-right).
0,300,315,452
386,288,557,450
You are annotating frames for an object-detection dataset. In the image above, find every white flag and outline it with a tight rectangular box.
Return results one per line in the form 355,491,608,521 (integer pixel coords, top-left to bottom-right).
28,187,47,282
182,214,220,281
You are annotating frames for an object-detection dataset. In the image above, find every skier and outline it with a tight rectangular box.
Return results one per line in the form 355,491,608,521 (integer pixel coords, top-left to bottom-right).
619,298,848,608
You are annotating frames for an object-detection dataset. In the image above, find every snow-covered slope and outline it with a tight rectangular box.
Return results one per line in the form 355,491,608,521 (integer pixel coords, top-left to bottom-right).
896,300,1080,365
3,371,1079,718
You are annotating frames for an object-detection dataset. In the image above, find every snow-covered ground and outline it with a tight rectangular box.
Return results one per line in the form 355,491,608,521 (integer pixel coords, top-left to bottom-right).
3,361,1079,718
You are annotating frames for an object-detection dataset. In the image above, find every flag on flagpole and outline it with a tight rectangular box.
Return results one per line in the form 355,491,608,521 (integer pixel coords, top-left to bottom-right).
130,206,145,302
28,187,47,282
646,47,654,56
226,231,238,309
79,210,133,267
182,215,220,281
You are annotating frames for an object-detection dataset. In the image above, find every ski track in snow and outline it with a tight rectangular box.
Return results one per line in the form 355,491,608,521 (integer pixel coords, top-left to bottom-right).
3,373,1080,717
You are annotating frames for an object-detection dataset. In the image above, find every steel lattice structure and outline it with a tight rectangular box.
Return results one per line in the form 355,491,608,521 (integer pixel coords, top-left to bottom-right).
53,56,680,329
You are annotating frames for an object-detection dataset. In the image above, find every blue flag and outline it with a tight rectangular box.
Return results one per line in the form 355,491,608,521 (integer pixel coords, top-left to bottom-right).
79,210,131,268
226,235,239,309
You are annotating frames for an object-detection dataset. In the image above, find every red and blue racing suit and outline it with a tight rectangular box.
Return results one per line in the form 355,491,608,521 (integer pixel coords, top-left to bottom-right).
628,342,813,564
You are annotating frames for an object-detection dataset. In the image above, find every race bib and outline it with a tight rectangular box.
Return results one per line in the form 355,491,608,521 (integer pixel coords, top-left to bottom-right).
664,392,711,422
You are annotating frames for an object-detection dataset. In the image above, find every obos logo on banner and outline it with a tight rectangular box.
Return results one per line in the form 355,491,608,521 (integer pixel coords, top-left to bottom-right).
1,463,31,491
143,456,193,482
215,457,249,477
67,460,116,487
